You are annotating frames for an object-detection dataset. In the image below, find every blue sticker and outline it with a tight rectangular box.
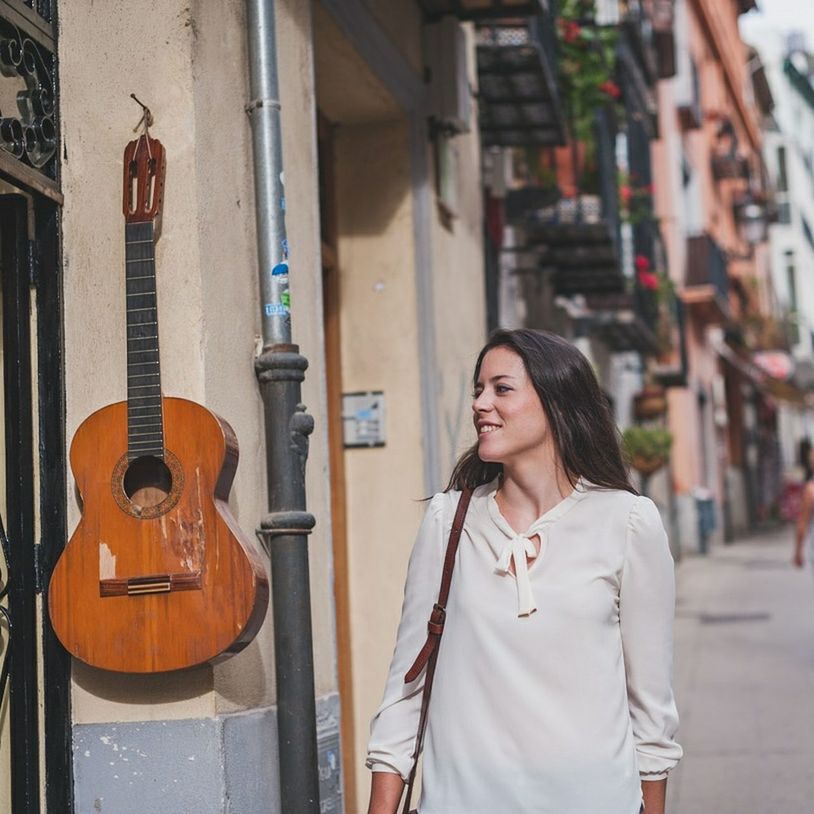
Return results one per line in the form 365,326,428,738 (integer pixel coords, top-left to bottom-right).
272,262,289,276
280,196,286,212
265,303,289,316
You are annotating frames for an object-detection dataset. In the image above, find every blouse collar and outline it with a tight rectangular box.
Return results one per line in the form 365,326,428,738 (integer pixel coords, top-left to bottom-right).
473,477,589,616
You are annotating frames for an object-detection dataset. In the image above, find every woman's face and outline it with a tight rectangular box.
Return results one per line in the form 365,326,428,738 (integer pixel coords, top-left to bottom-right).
472,346,551,465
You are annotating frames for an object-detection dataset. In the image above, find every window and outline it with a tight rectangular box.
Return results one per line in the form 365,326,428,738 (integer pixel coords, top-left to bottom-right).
786,250,800,345
776,146,789,192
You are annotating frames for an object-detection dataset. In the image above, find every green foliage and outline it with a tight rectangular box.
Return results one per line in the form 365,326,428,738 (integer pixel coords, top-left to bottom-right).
622,426,673,462
557,0,620,144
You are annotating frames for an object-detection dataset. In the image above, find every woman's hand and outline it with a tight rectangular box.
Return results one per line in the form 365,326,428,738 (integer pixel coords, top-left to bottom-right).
367,771,406,814
641,778,667,814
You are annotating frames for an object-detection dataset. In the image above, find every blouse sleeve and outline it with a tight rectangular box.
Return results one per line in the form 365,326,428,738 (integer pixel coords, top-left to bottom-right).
620,495,683,780
365,492,448,780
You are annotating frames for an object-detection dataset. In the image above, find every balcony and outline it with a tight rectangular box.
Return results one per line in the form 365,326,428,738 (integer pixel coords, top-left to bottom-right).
651,0,676,79
526,197,624,296
680,234,730,325
711,153,750,181
508,106,623,296
584,292,660,355
476,4,566,146
417,0,544,21
710,119,750,182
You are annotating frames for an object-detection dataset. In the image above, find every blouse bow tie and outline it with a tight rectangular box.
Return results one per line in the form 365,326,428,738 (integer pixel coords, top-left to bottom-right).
494,527,548,616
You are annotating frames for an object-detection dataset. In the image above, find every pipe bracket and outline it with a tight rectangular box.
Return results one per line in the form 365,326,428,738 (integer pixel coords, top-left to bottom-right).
246,97,282,115
255,345,308,383
256,511,316,556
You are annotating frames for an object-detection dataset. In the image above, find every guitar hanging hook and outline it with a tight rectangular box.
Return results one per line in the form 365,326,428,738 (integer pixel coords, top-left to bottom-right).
130,93,154,162
130,93,154,134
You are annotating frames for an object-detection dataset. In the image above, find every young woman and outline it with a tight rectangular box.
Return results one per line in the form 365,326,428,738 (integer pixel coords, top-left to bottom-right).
366,329,682,814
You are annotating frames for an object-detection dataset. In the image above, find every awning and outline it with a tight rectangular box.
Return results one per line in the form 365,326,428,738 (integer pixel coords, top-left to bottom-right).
714,338,809,406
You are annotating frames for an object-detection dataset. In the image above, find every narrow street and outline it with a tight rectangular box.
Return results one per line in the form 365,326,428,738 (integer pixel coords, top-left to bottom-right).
668,525,814,813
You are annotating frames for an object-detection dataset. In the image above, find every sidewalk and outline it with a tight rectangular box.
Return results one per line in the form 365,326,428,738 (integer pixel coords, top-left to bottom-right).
667,525,814,813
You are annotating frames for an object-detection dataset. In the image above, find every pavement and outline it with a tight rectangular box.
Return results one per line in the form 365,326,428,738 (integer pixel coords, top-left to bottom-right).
667,524,814,814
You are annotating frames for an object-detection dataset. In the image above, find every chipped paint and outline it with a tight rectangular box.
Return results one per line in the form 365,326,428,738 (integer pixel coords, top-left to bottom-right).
98,543,116,580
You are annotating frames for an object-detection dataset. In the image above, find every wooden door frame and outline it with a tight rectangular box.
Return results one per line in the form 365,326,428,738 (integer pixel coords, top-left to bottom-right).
318,111,357,813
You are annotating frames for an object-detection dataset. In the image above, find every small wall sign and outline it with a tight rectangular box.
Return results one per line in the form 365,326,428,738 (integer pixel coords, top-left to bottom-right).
342,391,385,448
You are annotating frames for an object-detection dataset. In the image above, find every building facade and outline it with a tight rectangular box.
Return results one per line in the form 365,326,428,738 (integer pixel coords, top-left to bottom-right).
747,28,814,478
652,0,779,550
0,1,490,811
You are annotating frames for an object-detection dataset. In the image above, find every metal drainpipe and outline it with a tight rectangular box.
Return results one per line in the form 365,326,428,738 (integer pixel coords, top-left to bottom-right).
244,2,320,812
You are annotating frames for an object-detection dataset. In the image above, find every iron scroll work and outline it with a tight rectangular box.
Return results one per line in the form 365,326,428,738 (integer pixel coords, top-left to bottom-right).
0,0,58,200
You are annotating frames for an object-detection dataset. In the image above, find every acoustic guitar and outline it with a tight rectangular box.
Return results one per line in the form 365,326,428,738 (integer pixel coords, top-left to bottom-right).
48,134,269,673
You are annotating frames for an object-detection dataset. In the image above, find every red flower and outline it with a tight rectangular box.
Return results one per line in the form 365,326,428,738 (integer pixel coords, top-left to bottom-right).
635,254,651,272
599,80,621,99
619,185,632,205
638,270,659,290
559,19,582,44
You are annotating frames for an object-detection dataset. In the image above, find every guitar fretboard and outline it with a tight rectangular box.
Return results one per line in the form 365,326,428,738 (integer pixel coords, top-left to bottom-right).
125,221,163,460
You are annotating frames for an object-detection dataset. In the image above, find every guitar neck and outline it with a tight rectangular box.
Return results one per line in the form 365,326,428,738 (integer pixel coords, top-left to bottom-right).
125,220,164,460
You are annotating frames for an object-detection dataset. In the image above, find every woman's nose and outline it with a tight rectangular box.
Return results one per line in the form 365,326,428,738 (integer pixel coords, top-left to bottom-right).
473,391,491,413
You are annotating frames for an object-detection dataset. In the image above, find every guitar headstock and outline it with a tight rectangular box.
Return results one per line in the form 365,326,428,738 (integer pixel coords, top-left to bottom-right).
122,135,166,224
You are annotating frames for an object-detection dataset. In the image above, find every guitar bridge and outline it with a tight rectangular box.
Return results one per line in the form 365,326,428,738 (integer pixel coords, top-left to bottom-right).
100,571,202,597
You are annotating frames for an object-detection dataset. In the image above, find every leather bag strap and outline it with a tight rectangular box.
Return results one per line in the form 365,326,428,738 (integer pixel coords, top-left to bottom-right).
401,486,473,814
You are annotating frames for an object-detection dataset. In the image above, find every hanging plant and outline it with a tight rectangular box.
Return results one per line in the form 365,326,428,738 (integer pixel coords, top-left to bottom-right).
557,0,621,145
622,426,673,475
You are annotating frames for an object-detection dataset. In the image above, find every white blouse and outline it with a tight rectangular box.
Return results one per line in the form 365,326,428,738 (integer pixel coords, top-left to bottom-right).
366,479,682,814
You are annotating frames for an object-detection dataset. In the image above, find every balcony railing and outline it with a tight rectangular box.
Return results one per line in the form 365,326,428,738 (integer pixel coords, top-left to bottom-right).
476,3,566,146
682,233,730,324
512,107,623,296
418,0,545,22
651,0,676,79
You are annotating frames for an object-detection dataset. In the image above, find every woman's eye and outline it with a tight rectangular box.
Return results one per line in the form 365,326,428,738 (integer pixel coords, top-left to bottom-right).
495,385,511,394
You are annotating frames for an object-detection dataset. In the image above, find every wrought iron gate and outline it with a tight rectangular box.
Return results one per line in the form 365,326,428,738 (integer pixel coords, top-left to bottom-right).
0,1,71,812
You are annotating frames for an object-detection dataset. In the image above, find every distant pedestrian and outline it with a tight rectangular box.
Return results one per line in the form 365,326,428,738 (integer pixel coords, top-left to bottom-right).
799,436,812,483
792,465,814,569
366,329,682,814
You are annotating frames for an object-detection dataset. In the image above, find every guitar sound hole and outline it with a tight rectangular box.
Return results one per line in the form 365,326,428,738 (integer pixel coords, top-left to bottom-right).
123,456,173,509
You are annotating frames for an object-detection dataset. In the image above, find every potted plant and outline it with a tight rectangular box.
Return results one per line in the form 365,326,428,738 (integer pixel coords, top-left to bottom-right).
622,426,673,475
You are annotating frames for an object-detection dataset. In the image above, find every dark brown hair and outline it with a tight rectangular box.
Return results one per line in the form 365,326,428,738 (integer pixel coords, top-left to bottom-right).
445,329,637,495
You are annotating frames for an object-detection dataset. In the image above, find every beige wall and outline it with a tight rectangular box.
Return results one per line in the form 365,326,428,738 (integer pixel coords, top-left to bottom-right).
59,0,337,723
430,131,487,477
334,118,428,802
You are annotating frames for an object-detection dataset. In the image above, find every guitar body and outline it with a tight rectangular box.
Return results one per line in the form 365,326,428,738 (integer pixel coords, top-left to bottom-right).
49,397,269,673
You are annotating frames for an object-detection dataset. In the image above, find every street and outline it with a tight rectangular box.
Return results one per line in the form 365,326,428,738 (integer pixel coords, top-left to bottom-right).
668,525,814,813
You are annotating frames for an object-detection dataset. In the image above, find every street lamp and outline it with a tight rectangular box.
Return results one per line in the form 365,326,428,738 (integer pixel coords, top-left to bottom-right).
734,197,769,245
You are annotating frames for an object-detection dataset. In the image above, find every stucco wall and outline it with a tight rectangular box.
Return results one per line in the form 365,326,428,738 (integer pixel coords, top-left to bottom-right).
333,117,429,804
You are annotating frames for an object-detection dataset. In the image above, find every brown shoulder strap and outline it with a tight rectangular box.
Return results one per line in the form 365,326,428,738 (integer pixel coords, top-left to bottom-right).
401,486,473,814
